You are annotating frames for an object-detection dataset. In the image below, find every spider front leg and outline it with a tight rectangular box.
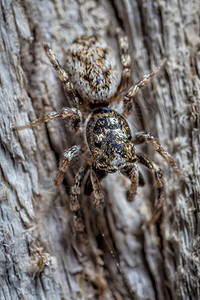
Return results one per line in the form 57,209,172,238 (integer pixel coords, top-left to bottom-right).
127,161,139,202
123,59,166,116
90,169,104,211
70,166,105,239
14,107,82,131
137,153,164,226
70,165,90,232
55,145,82,187
133,131,180,176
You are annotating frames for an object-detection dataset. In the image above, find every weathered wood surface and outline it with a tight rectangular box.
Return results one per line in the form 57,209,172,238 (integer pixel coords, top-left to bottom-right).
0,0,199,299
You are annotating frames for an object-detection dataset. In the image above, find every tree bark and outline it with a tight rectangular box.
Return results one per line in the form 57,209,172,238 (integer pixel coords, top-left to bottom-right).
0,0,199,299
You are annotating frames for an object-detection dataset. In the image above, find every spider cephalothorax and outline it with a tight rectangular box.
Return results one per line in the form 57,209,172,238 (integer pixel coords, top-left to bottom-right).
86,107,136,172
15,31,180,231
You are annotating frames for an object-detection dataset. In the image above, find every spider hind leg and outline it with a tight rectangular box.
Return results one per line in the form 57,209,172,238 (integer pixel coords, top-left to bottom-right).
123,59,166,116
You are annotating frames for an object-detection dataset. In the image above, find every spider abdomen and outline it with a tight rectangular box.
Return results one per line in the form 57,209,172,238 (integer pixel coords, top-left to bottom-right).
65,35,121,104
86,107,135,172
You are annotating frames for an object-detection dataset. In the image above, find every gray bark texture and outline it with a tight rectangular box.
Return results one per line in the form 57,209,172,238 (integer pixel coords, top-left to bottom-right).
0,0,199,299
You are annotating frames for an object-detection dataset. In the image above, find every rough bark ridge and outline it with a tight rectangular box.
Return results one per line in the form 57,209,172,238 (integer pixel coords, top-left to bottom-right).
0,0,199,299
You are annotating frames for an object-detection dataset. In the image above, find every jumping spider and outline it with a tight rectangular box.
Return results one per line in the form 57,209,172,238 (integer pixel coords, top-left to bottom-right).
15,31,180,232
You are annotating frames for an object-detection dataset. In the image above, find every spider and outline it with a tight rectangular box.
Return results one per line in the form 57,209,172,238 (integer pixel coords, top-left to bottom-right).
15,31,180,232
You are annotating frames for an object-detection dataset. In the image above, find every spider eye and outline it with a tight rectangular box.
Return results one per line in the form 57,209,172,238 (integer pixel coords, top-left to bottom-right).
94,141,102,148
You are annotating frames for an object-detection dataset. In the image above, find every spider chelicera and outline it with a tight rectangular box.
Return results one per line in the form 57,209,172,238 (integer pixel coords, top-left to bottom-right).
15,31,180,232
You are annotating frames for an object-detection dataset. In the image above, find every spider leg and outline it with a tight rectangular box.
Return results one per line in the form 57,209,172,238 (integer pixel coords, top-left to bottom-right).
43,43,80,105
70,165,90,232
84,167,107,196
55,145,82,187
127,161,139,202
14,107,82,131
133,131,180,176
137,152,164,225
70,165,106,258
90,169,104,211
116,28,131,91
71,167,109,288
123,59,166,116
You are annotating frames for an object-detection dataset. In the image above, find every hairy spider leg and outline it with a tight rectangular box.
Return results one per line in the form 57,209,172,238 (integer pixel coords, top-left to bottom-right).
90,169,105,211
69,163,107,234
70,165,90,233
55,145,82,187
43,43,80,105
133,131,180,176
14,106,83,187
123,58,167,116
116,28,131,91
126,161,139,202
136,152,164,225
14,108,82,131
